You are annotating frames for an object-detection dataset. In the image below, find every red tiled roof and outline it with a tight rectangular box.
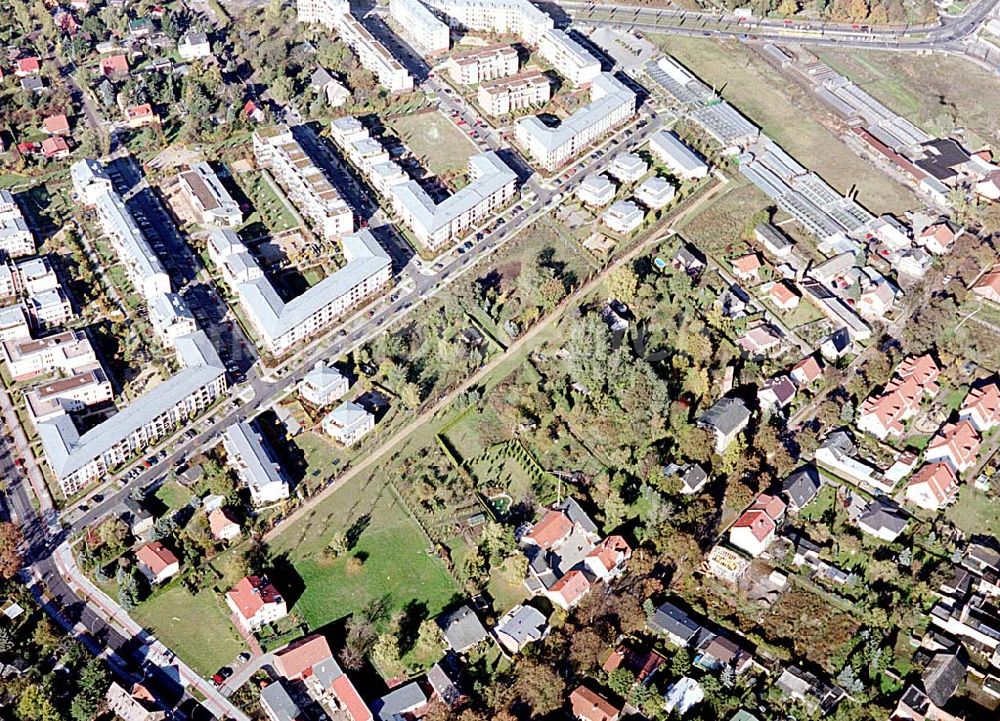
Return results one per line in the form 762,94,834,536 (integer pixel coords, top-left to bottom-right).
524,509,573,549
733,253,762,276
126,103,154,120
549,569,591,606
790,355,822,384
928,420,981,468
274,635,332,680
731,509,776,543
750,493,786,520
41,136,69,158
43,114,70,134
135,541,178,575
919,222,957,249
17,57,40,74
227,575,282,619
907,463,958,506
100,54,129,75
769,281,800,307
896,354,942,389
586,535,631,572
962,383,1000,426
570,686,620,721
332,674,373,721
208,507,239,538
974,266,1000,302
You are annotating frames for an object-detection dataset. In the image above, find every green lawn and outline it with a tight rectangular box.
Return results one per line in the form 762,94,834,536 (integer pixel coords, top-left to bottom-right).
269,475,458,630
131,586,246,676
388,110,478,177
945,486,1000,537
154,480,191,510
293,430,346,479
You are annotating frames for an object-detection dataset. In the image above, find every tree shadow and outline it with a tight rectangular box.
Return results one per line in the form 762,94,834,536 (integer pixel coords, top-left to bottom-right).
345,513,371,551
397,600,428,656
267,552,306,611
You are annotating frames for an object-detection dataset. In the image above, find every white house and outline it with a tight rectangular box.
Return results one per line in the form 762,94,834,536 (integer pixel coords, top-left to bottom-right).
178,32,212,61
322,401,375,446
226,575,288,633
135,541,180,585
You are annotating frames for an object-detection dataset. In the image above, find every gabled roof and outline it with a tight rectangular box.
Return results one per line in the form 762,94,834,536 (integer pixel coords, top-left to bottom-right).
962,382,1000,424
731,509,775,543
135,541,178,575
790,355,823,384
649,601,701,642
523,509,572,549
760,375,796,407
548,568,591,605
906,463,958,506
782,466,822,510
922,650,966,707
586,535,631,571
437,604,488,652
732,252,762,276
208,507,239,537
274,634,333,680
699,396,751,436
858,499,908,536
43,114,70,133
227,575,282,619
570,685,621,721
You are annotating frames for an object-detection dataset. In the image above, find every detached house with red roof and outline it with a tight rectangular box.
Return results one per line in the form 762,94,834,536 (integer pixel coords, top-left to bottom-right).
226,575,288,633
41,136,70,160
916,221,961,256
43,114,70,135
973,264,1000,305
125,103,160,128
905,463,959,511
768,280,801,311
273,634,372,721
960,382,1000,432
570,685,621,721
925,420,981,475
100,54,130,77
729,494,786,557
789,355,823,388
732,253,763,283
208,507,241,542
15,57,40,77
584,535,631,582
546,569,592,610
135,541,180,584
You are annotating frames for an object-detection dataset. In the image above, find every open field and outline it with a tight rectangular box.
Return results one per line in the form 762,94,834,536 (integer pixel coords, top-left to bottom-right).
388,110,477,177
816,49,1000,150
653,36,918,215
131,586,245,676
946,486,1000,537
269,473,458,630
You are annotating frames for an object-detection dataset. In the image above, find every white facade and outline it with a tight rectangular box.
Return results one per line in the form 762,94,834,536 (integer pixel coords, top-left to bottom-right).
178,31,211,60
2,330,97,380
71,158,115,207
447,44,519,84
602,200,643,235
424,0,554,45
223,421,291,506
299,361,350,406
178,162,243,228
389,0,450,55
516,73,635,170
25,288,73,330
149,292,198,348
537,29,601,87
322,401,375,446
94,190,172,302
253,126,354,241
608,152,648,184
576,174,615,207
0,190,36,259
25,367,113,424
634,176,676,210
648,130,709,180
477,70,550,117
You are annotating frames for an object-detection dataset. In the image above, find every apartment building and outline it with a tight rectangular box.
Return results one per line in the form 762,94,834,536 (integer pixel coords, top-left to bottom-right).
447,44,519,85
648,130,710,180
104,682,166,721
25,366,113,424
2,330,97,380
0,304,30,342
71,158,115,207
390,152,518,250
38,331,227,496
223,421,290,506
227,575,288,633
0,190,36,259
94,190,172,301
516,73,635,170
477,70,550,117
322,400,375,446
149,292,198,348
14,256,60,294
178,162,243,227
253,126,355,241
537,29,601,87
389,0,450,55
297,1,415,93
25,287,73,330
425,0,554,44
210,228,391,355
330,117,410,197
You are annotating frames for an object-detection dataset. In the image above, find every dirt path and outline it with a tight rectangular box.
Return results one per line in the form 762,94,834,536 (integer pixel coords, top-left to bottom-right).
264,176,729,542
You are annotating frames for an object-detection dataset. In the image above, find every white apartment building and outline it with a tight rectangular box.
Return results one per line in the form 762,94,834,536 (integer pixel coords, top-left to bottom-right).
477,70,550,117
322,401,375,446
447,44,519,85
577,174,615,207
71,158,115,207
2,330,97,381
149,292,198,348
0,266,16,297
299,361,350,406
516,73,635,170
0,304,30,342
297,1,415,93
330,117,410,197
38,331,227,496
425,0,554,45
209,228,392,355
253,126,355,241
25,287,73,330
223,421,290,506
15,256,60,294
602,200,644,235
0,190,36,259
537,29,601,87
635,175,676,210
25,366,113,424
389,0,450,55
648,130,709,180
608,152,648,184
390,152,518,250
178,162,243,227
94,190,172,301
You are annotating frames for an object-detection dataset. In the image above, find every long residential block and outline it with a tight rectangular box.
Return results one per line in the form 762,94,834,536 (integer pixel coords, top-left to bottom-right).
389,0,450,55
516,73,635,170
94,189,172,301
478,70,550,117
425,0,554,44
71,158,115,206
178,162,243,227
223,421,290,506
2,329,97,381
210,228,391,356
447,44,519,85
38,331,227,496
537,29,601,87
253,126,354,241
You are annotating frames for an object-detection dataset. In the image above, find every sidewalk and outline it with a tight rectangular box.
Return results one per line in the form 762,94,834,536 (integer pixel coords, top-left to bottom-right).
54,543,250,721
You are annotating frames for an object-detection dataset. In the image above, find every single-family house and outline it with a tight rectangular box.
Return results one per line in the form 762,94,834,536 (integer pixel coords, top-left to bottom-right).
178,32,212,61
694,632,754,675
857,499,908,542
583,535,632,582
959,382,1000,431
905,463,959,511
602,200,644,235
917,221,960,255
120,497,154,537
768,280,801,311
698,396,751,454
775,665,846,714
373,682,428,721
437,604,489,653
758,375,796,412
925,420,981,474
789,355,823,387
648,601,702,647
16,57,40,77
664,462,709,495
737,324,782,356
125,104,160,128
208,507,241,542
322,401,375,446
608,152,648,184
858,280,899,319
226,575,288,633
546,568,592,610
732,253,763,283
20,76,45,94
43,114,70,135
820,327,852,362
973,265,1000,305
100,54,129,76
494,604,548,654
41,137,70,159
782,466,823,513
135,541,180,584
728,494,786,557
577,174,616,207
299,362,349,407
672,245,706,276
260,680,305,721
570,685,621,721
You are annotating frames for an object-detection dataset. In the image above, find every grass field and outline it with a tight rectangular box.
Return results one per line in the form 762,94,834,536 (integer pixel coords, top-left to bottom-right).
269,473,458,631
131,586,246,676
154,480,191,510
242,170,298,233
653,36,917,215
389,110,477,177
945,486,1000,537
816,49,1000,150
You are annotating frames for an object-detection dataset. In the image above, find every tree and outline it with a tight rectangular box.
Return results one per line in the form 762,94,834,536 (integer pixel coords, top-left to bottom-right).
71,657,110,721
371,630,405,677
399,382,422,410
0,521,24,578
607,266,639,304
513,659,566,715
606,667,635,696
0,627,13,653
568,627,605,671
18,684,61,721
325,532,349,558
